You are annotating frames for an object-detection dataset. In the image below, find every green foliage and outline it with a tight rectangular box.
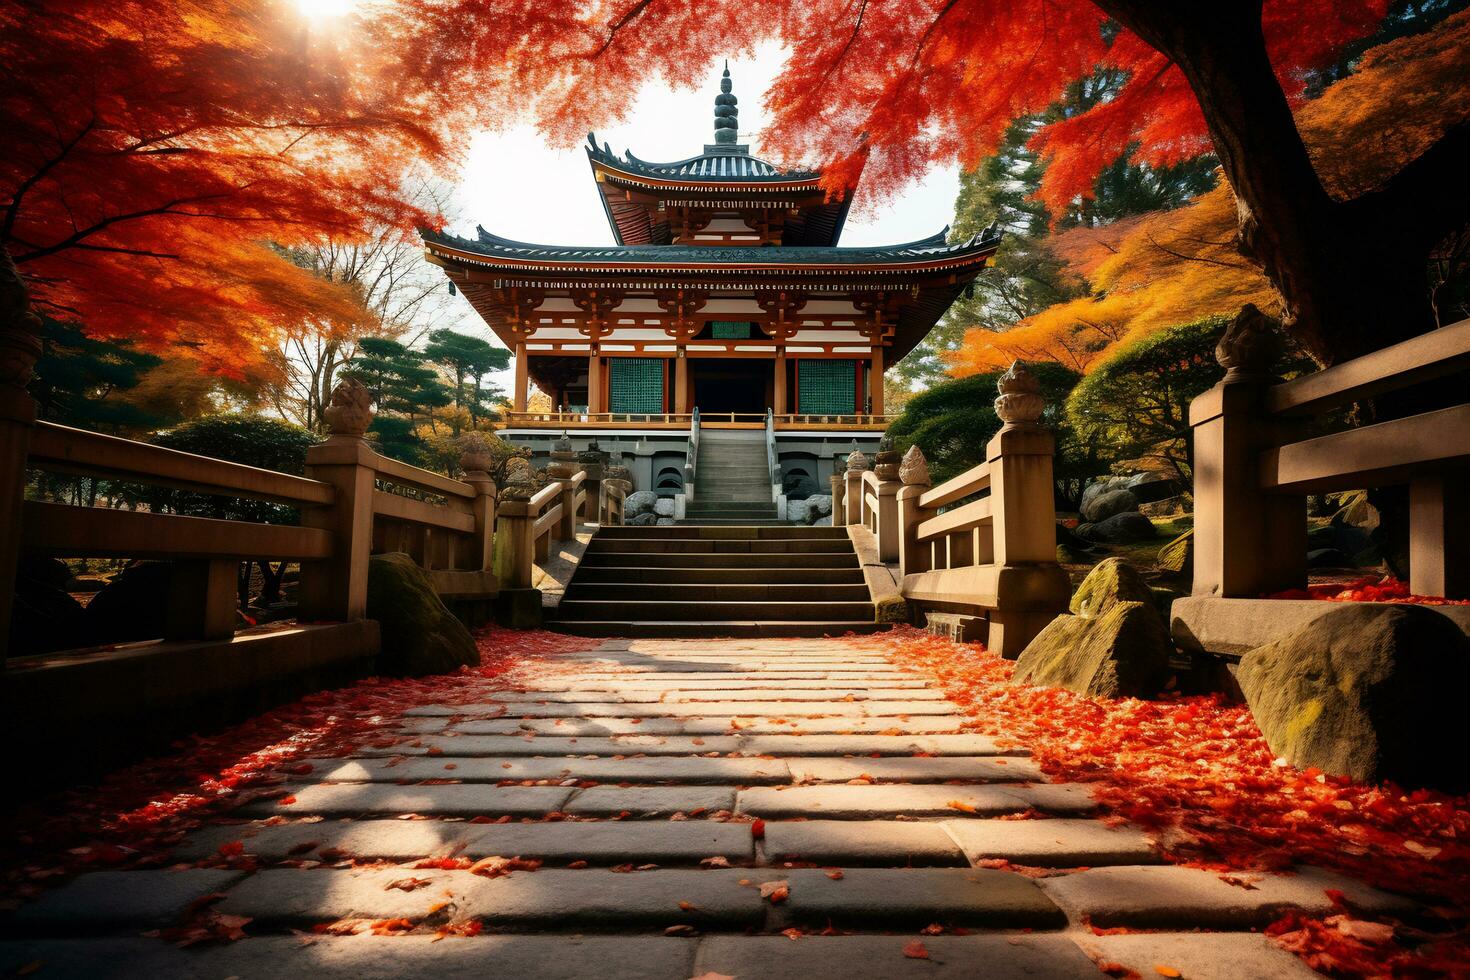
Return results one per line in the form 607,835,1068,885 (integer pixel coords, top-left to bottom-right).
148,413,318,522
886,362,1087,499
28,317,171,432
1065,318,1229,479
423,328,509,426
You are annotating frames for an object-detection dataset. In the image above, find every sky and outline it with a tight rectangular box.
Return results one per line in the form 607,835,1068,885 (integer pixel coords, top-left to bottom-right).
439,45,960,392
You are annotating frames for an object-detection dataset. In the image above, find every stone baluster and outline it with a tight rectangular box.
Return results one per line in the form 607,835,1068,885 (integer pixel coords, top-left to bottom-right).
457,439,498,573
1188,306,1304,597
843,449,868,528
870,437,903,562
494,464,538,591
548,432,582,542
897,445,933,578
298,378,377,622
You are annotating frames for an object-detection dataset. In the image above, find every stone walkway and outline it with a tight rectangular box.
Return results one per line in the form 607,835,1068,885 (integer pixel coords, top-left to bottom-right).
2,637,1415,978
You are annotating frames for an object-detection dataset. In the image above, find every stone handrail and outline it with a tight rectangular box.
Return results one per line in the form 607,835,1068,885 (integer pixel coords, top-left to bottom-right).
846,362,1069,658
1189,309,1470,600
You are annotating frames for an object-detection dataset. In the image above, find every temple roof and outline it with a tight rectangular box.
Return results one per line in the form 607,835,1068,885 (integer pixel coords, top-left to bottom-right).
586,135,822,184
423,225,999,272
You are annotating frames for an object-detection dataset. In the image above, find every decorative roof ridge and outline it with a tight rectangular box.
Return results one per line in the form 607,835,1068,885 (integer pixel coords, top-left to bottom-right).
423,224,1002,262
585,132,822,182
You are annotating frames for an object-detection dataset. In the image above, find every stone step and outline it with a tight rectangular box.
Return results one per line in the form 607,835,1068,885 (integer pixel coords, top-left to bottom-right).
400,716,965,735
572,566,865,585
551,621,891,638
597,526,848,539
736,783,1097,819
565,583,872,602
580,552,860,569
500,676,927,691
384,697,956,718
585,538,852,554
557,600,875,622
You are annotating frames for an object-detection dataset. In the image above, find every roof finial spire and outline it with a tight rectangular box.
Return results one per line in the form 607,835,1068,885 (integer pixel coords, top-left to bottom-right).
713,62,738,146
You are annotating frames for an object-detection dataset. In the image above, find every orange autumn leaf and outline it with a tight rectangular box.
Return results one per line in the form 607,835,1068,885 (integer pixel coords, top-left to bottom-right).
903,940,931,960
947,800,978,813
1154,967,1182,978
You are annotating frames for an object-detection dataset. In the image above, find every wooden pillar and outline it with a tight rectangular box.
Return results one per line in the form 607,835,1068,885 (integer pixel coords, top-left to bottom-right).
512,343,528,413
675,348,690,414
1410,476,1469,599
870,347,884,416
587,348,604,414
298,380,378,622
774,349,788,415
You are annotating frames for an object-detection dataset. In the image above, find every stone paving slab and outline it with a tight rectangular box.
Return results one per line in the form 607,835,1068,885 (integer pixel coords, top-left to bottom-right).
180,819,755,865
176,819,480,862
738,783,1096,819
663,688,948,702
359,733,1014,757
692,935,1102,980
1040,864,1419,928
219,868,775,928
943,819,1160,867
562,785,738,817
771,868,1064,928
1076,932,1321,979
786,756,1044,783
406,700,959,718
403,716,966,736
763,820,967,866
240,784,574,818
5,870,246,933
308,755,793,785
532,677,931,690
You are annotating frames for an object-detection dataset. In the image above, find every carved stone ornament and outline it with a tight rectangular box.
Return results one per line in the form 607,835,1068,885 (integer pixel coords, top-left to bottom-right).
845,449,870,473
994,360,1045,426
502,459,537,500
899,444,931,486
324,377,374,438
874,450,901,481
456,433,494,474
1216,303,1282,382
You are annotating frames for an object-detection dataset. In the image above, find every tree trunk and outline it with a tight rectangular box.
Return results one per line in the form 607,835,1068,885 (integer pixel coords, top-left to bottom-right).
1097,1,1469,365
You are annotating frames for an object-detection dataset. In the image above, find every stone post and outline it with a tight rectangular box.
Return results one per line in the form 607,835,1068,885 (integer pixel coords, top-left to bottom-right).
494,464,538,590
843,449,868,527
1189,307,1305,597
298,378,377,622
1409,477,1469,599
548,432,581,542
0,252,42,658
165,560,239,641
871,437,902,562
458,440,498,573
897,445,932,578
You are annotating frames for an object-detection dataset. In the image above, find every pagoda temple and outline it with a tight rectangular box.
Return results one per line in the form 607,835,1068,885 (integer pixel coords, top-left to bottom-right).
423,66,999,508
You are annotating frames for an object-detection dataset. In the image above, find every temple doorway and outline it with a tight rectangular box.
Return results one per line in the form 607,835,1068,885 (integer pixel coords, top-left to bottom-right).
690,358,768,415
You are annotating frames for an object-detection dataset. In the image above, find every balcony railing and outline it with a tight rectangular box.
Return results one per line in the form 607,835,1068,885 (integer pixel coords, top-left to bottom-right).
500,411,892,431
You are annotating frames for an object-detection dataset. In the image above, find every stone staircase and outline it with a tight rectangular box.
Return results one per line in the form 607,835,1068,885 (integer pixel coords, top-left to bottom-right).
684,429,780,524
552,525,886,637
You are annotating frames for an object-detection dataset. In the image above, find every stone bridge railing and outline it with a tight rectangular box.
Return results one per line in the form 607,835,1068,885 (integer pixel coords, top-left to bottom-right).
836,363,1070,657
0,369,614,659
1173,309,1470,655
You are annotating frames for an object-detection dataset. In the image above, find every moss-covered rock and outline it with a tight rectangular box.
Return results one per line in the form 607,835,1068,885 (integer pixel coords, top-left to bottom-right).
1013,601,1173,699
1069,557,1155,617
1236,604,1470,792
1014,559,1173,699
366,553,479,677
1157,528,1193,576
874,593,909,624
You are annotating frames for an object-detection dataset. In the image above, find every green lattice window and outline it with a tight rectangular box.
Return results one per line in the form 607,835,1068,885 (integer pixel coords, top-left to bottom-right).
710,321,752,339
608,358,665,413
798,359,856,414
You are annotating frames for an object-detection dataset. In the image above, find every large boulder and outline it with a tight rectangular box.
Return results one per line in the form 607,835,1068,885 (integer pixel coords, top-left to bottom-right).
809,494,833,517
1080,477,1128,515
811,516,833,526
366,553,479,677
625,490,657,516
1069,558,1154,617
653,497,675,517
1081,488,1139,523
628,512,657,526
1157,529,1193,576
1236,604,1470,792
1079,511,1157,544
786,498,814,524
84,561,174,643
9,559,88,655
1125,472,1184,504
1013,559,1173,699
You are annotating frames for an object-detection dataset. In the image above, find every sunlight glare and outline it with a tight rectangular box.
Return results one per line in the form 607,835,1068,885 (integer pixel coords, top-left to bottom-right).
296,0,356,19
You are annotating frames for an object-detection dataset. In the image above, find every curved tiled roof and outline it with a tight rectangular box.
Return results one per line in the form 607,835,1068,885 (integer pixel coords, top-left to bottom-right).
422,225,999,269
586,133,822,183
